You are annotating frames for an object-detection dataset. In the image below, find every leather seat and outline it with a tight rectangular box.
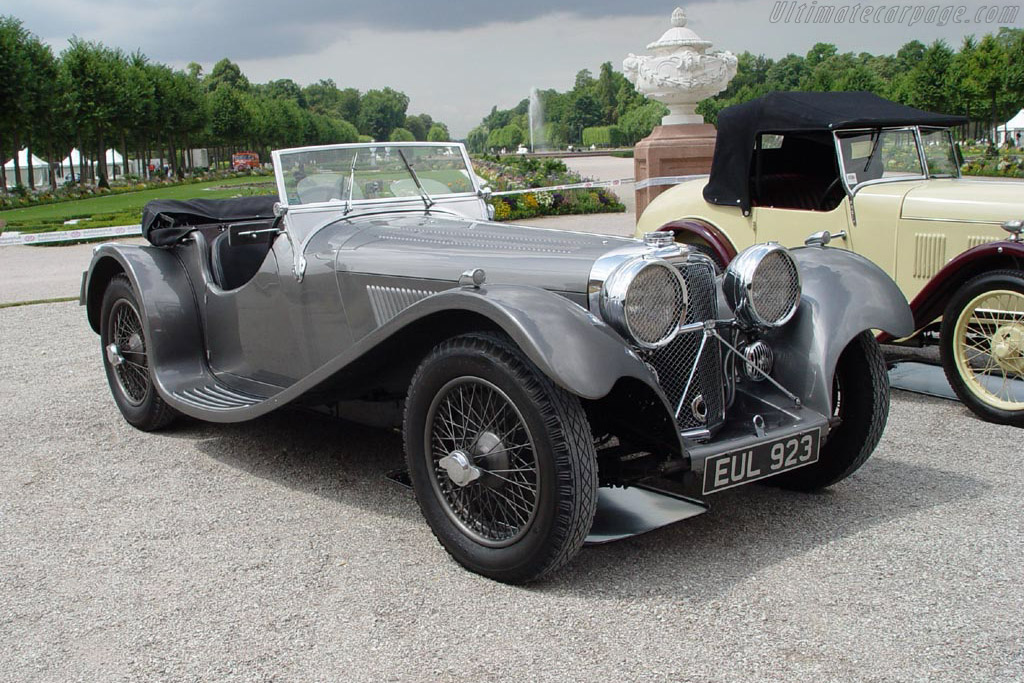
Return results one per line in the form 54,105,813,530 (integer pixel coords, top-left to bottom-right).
210,230,271,290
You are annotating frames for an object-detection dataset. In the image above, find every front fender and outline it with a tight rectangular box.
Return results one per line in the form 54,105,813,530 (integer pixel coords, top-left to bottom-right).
908,239,1024,330
765,247,913,416
379,284,661,402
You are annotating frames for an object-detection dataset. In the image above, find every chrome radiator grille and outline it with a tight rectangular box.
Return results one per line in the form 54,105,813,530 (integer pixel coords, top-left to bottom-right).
641,258,725,433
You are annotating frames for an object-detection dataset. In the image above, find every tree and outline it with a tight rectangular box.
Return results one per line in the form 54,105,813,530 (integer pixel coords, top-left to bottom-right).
404,114,427,141
964,35,1011,138
205,58,249,92
357,87,409,140
573,68,595,92
486,124,523,150
388,127,415,142
62,39,127,187
0,17,34,190
263,78,306,107
426,123,449,142
565,92,603,142
595,61,618,121
618,101,668,144
465,125,488,153
901,41,955,113
209,86,251,147
805,42,838,68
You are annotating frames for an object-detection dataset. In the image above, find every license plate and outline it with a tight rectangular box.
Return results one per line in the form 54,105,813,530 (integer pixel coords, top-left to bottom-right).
702,429,820,494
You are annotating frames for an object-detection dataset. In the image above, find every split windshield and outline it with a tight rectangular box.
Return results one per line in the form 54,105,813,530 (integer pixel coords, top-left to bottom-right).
277,144,476,207
837,126,960,191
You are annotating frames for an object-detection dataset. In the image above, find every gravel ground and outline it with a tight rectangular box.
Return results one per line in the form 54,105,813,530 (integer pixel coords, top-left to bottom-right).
1,300,1022,682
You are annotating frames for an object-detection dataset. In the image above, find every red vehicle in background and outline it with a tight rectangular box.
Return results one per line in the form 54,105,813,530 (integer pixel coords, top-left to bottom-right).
231,151,260,171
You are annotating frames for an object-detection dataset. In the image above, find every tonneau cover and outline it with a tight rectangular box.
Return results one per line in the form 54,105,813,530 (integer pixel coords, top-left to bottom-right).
141,196,278,246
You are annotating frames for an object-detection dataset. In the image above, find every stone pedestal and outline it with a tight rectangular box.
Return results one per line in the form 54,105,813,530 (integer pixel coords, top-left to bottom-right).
634,123,716,216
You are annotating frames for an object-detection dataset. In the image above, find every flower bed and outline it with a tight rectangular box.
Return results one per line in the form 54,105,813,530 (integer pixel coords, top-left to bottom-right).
960,144,1024,178
473,154,625,221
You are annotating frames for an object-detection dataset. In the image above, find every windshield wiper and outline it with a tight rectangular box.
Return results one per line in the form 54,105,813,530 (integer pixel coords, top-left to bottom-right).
862,131,882,173
343,151,358,216
397,149,435,211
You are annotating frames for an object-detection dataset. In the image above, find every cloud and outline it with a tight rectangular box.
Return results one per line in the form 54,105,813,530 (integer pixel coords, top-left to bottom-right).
11,0,693,61
5,0,1009,137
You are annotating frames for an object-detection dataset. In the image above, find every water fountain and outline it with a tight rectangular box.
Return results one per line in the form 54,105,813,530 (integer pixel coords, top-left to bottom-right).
528,88,545,153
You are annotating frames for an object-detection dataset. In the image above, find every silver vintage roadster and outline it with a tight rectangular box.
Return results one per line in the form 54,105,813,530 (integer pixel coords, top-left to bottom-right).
82,142,913,583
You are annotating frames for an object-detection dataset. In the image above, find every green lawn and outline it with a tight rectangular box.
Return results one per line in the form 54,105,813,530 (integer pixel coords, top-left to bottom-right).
0,176,277,233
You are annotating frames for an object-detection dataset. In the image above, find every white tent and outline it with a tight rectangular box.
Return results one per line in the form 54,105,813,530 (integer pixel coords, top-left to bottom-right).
997,109,1024,146
56,148,128,181
3,149,50,189
58,148,88,180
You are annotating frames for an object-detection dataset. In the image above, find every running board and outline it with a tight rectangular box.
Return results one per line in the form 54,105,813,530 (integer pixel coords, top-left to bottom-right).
385,471,708,545
171,383,266,411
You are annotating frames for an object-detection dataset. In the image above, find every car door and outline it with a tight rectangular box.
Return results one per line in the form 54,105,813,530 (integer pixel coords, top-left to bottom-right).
203,233,308,388
752,199,852,248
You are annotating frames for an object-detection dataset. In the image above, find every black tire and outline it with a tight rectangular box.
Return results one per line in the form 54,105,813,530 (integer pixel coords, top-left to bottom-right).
939,270,1024,427
770,331,888,491
403,332,598,584
99,275,177,431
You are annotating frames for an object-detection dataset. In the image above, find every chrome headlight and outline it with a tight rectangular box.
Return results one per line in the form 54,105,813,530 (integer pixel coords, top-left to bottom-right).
600,257,688,348
724,243,801,328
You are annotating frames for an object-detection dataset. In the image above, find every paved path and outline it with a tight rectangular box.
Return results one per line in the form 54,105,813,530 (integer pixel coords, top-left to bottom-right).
0,237,146,305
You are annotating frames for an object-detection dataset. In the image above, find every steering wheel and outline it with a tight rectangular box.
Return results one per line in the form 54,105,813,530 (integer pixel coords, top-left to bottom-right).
817,177,844,211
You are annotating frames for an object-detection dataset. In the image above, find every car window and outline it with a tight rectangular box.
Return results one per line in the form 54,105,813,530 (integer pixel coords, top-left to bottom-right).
277,145,475,206
838,128,923,190
920,128,959,177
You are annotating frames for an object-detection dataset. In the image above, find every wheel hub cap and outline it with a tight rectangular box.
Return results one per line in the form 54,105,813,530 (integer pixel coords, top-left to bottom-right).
105,343,125,367
438,450,482,487
990,325,1024,373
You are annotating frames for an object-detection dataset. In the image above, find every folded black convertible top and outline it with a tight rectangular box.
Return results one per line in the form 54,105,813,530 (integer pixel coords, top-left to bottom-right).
141,196,278,246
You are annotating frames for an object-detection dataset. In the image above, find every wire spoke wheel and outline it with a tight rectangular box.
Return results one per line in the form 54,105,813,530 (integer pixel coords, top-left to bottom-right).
952,289,1024,411
404,333,597,583
109,298,150,406
425,377,540,548
99,275,176,431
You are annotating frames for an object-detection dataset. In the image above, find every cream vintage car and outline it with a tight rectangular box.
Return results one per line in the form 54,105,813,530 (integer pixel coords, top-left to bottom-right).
637,91,1024,427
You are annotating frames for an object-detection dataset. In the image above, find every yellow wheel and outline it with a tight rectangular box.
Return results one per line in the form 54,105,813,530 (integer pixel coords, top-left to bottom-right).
940,271,1024,426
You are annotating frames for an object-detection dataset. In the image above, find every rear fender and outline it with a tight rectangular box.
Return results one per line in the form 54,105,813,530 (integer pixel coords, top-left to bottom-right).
764,247,913,416
84,244,206,385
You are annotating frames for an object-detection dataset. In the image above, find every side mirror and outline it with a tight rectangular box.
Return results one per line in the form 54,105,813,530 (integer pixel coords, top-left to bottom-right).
1002,219,1023,242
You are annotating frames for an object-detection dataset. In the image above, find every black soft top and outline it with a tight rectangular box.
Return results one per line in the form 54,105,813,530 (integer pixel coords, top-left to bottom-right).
703,91,968,213
141,195,278,246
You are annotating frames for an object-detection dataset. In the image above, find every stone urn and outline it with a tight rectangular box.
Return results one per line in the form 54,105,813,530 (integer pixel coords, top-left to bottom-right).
623,7,737,125
625,7,736,216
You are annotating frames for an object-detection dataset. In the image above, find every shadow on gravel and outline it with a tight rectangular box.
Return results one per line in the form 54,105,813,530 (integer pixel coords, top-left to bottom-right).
163,403,987,600
543,457,988,600
171,409,419,523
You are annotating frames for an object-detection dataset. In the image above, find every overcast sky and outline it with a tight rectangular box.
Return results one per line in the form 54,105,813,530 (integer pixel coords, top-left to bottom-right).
7,1,1019,136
